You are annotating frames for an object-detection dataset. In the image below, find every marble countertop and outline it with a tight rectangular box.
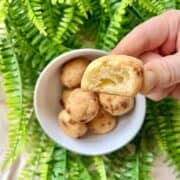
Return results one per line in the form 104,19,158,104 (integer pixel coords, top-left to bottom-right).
0,77,176,180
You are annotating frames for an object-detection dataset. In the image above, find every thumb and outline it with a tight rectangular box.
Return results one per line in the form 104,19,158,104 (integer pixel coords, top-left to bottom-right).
142,53,180,94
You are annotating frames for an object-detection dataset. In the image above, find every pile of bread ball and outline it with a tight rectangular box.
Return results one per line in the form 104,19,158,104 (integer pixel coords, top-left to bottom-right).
58,58,134,138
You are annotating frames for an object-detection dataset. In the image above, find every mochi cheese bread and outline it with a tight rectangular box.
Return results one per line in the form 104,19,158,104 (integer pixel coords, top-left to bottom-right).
81,55,143,97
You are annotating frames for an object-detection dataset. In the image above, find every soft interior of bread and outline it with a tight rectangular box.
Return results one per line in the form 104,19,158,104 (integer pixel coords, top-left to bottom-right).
88,65,134,94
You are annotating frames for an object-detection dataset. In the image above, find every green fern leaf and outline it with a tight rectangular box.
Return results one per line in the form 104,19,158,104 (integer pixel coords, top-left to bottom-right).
0,36,25,169
51,0,74,5
74,0,92,18
18,116,54,180
138,0,166,15
162,0,176,9
67,153,91,180
99,0,133,50
100,0,121,15
144,99,180,176
41,1,62,38
98,0,142,50
22,0,47,35
7,0,69,70
94,156,107,180
53,6,84,43
157,99,180,174
177,0,180,9
105,143,153,180
47,147,67,180
130,1,156,21
0,0,8,25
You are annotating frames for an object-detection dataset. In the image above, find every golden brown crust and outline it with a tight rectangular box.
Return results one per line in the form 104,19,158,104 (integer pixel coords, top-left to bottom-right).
61,58,90,88
60,88,73,107
87,109,116,134
66,88,99,123
81,55,143,96
99,93,134,116
58,110,87,138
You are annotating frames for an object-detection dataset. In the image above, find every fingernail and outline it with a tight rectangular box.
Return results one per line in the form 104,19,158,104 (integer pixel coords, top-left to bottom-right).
141,70,157,94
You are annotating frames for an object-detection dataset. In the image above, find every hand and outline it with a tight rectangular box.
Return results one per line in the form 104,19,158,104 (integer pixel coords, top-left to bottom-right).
112,10,180,101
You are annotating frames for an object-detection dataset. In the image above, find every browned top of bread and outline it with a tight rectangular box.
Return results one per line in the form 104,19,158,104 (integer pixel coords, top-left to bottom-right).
81,55,143,97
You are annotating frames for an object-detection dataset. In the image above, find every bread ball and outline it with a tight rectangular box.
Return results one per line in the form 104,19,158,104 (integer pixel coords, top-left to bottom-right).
66,88,99,123
60,88,73,107
88,109,116,134
81,55,143,96
61,58,90,88
99,93,134,116
58,110,87,138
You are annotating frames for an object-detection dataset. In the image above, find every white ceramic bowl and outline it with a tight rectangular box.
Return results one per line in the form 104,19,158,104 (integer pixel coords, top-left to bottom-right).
34,48,146,155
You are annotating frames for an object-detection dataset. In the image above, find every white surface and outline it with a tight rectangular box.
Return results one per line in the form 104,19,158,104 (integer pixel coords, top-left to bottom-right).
34,49,146,155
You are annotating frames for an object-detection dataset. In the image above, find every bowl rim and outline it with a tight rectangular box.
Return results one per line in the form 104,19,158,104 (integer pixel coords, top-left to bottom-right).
34,48,146,155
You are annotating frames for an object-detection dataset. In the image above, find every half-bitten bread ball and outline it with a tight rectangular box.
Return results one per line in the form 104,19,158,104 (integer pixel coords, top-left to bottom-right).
66,88,99,123
60,88,73,107
58,110,87,138
88,109,116,134
61,58,90,88
81,55,143,96
99,93,134,116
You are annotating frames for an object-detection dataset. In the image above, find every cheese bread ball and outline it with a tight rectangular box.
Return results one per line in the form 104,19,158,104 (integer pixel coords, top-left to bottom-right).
88,109,116,134
81,55,143,96
66,88,99,123
60,88,73,107
58,110,87,138
99,93,134,116
61,58,90,88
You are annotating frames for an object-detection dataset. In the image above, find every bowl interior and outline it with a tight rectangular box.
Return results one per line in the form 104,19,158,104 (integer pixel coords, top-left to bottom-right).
34,49,146,155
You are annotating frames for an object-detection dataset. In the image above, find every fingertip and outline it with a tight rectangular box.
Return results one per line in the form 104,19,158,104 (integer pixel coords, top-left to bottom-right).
140,69,157,94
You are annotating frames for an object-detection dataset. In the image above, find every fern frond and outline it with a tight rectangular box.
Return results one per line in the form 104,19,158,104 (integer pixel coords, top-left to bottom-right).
41,0,62,38
95,14,110,49
138,0,166,15
0,36,25,169
47,147,67,179
18,116,54,180
98,0,142,51
22,0,47,35
130,1,156,21
51,0,74,5
157,99,180,173
53,6,84,44
67,153,91,180
100,0,121,15
144,99,180,175
162,0,176,9
105,143,153,180
143,100,167,151
99,0,133,50
0,0,8,24
94,156,107,180
119,152,153,180
177,0,180,9
74,0,92,18
7,0,69,70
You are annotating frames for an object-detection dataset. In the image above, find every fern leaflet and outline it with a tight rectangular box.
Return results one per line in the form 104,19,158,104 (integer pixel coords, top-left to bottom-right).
22,0,47,35
0,36,25,169
48,147,67,180
94,156,107,180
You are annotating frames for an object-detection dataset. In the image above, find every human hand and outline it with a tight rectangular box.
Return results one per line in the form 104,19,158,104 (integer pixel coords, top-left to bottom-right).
112,10,180,101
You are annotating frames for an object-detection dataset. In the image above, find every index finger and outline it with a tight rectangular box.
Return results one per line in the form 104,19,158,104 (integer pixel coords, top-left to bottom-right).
112,13,169,57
